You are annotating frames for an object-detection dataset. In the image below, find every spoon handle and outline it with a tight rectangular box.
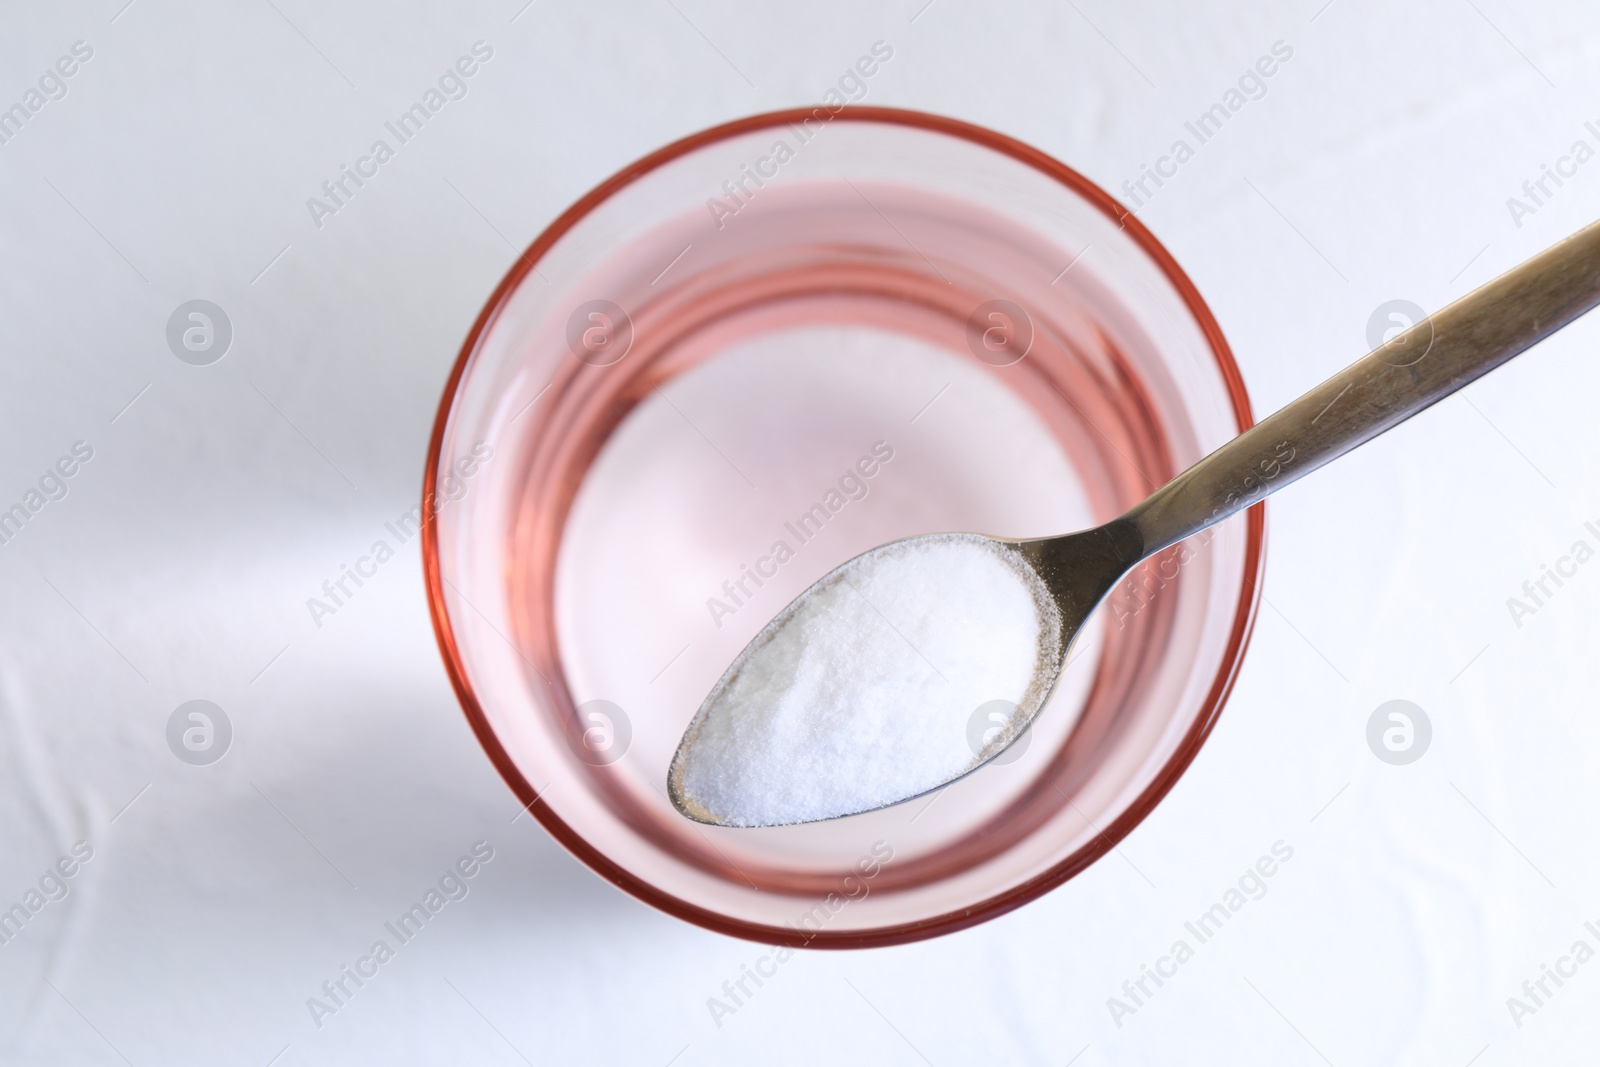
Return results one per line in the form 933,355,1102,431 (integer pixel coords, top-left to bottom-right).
1125,218,1600,556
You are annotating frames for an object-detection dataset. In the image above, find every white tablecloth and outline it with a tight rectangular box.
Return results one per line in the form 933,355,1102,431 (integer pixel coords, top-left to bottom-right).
3,1,1599,1063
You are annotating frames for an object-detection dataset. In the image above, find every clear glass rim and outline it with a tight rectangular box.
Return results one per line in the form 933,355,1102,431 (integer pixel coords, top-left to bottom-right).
421,106,1267,949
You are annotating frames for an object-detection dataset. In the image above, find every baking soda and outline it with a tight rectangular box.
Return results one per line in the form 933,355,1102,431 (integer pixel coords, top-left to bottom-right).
671,534,1061,826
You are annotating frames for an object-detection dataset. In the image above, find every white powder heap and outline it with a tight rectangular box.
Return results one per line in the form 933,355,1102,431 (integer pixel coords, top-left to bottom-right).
670,534,1060,827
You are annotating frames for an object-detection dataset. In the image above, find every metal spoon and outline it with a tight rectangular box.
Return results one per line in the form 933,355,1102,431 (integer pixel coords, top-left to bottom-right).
669,218,1600,827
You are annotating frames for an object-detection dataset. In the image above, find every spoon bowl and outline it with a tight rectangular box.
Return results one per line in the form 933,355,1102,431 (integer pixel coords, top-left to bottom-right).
666,525,1135,826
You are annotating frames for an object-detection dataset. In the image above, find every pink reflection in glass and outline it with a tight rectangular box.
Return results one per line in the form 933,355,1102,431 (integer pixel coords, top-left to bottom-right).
424,109,1264,948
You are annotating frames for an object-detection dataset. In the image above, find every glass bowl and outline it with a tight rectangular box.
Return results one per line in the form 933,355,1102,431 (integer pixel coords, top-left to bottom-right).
423,107,1263,948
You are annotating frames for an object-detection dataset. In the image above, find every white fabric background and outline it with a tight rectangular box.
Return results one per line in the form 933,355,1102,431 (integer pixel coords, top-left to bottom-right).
2,1,1599,1063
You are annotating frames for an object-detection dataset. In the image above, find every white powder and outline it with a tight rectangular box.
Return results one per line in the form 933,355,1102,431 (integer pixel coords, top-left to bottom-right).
670,534,1061,826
